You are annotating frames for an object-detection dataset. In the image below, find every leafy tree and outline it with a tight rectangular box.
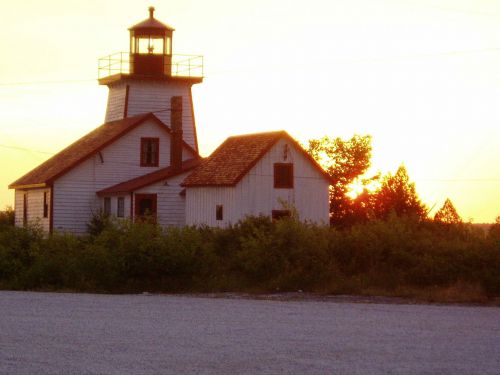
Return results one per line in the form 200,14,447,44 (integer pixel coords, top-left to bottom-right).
373,164,427,220
488,216,500,241
434,198,462,224
308,135,375,226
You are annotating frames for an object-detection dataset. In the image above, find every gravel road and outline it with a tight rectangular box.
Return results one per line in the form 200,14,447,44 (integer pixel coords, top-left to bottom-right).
0,291,498,374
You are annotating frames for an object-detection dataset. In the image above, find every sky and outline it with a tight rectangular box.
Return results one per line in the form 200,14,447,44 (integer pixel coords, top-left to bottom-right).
1,0,499,222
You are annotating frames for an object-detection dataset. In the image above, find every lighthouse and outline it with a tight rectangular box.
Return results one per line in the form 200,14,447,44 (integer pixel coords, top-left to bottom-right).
98,7,203,151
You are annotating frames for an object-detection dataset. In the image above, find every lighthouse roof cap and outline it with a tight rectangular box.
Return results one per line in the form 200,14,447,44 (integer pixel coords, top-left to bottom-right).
129,7,175,32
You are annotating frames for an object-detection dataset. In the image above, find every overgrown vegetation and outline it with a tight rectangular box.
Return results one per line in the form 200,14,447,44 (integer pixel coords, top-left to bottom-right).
1,134,498,304
0,215,498,303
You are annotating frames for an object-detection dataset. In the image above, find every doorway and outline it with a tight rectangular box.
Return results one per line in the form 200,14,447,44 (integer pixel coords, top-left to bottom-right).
134,194,157,222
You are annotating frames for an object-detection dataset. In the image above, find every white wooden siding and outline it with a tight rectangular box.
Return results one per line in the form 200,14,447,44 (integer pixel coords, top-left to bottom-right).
14,190,23,227
52,119,194,234
104,82,127,122
186,138,330,227
104,79,198,151
134,171,190,227
14,188,50,232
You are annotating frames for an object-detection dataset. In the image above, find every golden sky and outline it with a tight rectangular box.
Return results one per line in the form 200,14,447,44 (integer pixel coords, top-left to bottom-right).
1,0,499,222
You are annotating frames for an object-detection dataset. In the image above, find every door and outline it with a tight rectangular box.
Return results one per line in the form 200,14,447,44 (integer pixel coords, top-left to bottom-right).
134,194,157,222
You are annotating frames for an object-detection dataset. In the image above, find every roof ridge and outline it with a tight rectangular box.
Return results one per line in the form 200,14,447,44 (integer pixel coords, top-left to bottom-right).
9,114,171,189
226,130,287,139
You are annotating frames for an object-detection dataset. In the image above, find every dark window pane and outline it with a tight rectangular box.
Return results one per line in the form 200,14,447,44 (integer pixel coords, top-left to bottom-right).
141,138,159,167
274,163,293,188
117,197,125,218
272,210,291,221
104,197,111,215
216,205,223,221
43,192,49,218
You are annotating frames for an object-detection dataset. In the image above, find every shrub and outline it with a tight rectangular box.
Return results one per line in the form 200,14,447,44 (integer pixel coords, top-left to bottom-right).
0,215,497,301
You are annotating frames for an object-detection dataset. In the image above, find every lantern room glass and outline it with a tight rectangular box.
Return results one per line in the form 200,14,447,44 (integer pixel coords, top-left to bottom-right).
133,36,167,55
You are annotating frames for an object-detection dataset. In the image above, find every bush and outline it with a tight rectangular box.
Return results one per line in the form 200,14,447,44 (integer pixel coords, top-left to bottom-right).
0,215,497,301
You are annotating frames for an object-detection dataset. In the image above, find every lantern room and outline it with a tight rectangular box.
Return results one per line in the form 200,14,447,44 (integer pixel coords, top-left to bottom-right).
129,7,174,76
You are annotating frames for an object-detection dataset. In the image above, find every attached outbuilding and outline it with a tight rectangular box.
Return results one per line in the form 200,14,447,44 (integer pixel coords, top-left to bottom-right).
182,131,332,227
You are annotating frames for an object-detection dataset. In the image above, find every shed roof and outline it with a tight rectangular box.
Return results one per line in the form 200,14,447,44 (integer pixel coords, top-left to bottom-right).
9,113,197,189
181,130,333,187
97,158,201,196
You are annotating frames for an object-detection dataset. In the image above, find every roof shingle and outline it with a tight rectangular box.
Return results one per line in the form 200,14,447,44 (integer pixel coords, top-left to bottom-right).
97,158,201,196
181,130,332,187
9,113,196,189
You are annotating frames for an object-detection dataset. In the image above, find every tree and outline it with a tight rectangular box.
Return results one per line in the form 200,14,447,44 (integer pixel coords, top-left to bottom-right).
0,206,14,228
434,198,462,224
373,165,427,220
488,216,500,241
307,135,374,226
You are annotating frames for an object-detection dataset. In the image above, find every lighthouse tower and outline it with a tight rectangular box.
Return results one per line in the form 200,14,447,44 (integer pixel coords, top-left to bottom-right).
98,7,203,151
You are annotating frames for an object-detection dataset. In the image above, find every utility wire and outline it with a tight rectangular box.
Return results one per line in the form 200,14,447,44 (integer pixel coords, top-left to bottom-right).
0,143,54,155
0,79,96,87
1,143,500,182
1,46,500,86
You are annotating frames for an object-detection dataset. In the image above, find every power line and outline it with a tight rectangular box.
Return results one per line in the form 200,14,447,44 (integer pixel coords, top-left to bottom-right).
0,78,96,87
0,143,54,155
0,46,500,86
1,143,500,182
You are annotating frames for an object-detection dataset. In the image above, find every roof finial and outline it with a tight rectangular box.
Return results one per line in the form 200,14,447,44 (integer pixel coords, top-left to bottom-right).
149,6,155,19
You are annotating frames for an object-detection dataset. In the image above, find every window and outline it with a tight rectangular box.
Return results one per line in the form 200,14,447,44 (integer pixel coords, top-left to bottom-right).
272,210,291,221
103,197,111,216
43,191,49,218
274,163,293,188
140,138,159,167
117,197,125,218
216,205,223,221
23,193,28,227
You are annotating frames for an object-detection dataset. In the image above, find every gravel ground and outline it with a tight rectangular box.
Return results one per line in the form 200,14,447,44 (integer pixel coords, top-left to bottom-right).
0,291,498,374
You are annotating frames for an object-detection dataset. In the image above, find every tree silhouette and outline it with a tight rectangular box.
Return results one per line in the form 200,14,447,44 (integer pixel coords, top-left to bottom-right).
488,216,500,241
308,135,374,226
434,198,462,224
373,164,427,220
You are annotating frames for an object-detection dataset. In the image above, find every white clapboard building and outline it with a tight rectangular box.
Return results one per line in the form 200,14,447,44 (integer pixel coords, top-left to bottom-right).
9,8,332,234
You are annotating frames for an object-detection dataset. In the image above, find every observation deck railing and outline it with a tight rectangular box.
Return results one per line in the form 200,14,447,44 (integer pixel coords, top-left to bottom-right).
98,52,204,80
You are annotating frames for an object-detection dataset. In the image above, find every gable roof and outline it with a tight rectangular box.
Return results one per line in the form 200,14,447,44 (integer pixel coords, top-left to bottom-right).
9,113,198,189
181,130,333,187
97,158,201,196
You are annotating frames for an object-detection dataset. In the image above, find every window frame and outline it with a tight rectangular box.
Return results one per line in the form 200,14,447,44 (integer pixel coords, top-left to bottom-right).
23,193,28,227
103,197,111,216
140,137,160,167
273,163,294,189
117,197,125,218
43,191,49,218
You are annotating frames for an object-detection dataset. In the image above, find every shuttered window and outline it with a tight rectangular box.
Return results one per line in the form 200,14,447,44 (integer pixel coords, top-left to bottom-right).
274,163,293,188
140,138,159,167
